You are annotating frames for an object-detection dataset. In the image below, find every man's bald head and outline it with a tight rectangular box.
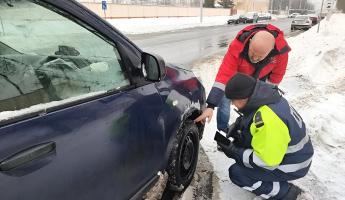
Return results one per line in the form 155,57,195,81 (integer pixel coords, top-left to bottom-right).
248,31,275,63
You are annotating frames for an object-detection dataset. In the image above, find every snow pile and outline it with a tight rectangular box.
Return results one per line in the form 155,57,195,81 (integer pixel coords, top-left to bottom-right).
194,13,345,200
280,13,345,200
107,16,229,34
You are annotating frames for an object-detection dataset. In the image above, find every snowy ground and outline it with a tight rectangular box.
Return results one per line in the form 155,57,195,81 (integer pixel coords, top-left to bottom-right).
193,13,345,200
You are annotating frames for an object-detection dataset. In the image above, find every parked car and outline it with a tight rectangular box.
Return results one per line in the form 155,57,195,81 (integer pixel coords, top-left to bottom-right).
308,14,320,25
289,13,300,18
227,14,241,24
258,12,272,21
291,15,313,31
0,0,206,200
237,15,248,23
244,12,259,23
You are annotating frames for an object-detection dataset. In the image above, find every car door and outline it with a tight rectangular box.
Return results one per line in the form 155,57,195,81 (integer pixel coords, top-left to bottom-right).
0,1,164,199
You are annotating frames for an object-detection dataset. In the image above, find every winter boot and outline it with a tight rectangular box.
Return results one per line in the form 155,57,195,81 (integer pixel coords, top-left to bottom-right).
280,183,302,200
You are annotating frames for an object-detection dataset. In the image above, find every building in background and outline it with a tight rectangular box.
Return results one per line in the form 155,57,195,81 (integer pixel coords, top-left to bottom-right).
77,0,270,18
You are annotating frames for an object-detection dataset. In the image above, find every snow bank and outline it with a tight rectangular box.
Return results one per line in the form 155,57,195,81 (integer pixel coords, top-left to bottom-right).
281,13,345,200
194,13,345,200
107,16,229,34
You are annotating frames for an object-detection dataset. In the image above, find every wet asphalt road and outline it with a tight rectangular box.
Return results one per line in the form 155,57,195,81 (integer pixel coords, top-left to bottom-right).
128,18,294,68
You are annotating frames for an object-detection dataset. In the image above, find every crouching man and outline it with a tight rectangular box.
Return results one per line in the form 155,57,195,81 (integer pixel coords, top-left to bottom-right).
218,73,314,200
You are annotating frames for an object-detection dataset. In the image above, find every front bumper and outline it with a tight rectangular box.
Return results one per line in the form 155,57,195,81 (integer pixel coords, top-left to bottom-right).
227,20,238,24
291,24,311,29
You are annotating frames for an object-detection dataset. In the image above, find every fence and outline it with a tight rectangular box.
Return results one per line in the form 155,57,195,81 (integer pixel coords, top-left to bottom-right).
81,2,231,18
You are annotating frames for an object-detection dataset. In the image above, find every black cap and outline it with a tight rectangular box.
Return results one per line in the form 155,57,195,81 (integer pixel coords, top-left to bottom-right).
225,73,256,99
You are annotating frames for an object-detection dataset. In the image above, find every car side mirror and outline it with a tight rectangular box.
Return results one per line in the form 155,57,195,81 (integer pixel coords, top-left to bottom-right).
141,52,166,82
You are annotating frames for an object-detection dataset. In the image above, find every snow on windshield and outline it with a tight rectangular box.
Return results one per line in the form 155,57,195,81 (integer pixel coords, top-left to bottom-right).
0,1,113,57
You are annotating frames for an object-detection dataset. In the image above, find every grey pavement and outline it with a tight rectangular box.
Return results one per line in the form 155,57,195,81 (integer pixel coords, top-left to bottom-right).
129,18,294,68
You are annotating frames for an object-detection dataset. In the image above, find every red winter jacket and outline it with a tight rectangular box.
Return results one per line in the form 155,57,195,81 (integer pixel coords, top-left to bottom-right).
207,24,291,107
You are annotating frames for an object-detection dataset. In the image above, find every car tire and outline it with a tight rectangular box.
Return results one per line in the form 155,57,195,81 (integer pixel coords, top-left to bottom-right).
166,120,200,192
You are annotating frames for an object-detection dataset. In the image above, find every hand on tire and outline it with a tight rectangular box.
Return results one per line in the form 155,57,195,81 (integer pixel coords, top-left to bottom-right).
194,108,214,124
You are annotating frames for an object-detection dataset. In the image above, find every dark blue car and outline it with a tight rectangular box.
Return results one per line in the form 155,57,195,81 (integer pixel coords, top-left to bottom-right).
0,0,206,199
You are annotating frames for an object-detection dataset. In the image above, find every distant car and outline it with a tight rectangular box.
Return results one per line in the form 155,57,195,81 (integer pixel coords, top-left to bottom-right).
258,12,272,21
227,14,248,24
0,0,206,200
244,12,259,23
237,15,248,23
289,13,300,18
308,14,320,25
227,14,241,24
291,15,313,31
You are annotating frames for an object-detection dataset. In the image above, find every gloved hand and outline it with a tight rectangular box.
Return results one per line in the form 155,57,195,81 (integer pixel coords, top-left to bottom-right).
226,116,243,137
226,123,244,147
217,140,240,159
226,122,238,138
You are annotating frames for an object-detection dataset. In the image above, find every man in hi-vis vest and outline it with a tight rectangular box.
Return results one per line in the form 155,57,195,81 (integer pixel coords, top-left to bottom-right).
218,73,313,200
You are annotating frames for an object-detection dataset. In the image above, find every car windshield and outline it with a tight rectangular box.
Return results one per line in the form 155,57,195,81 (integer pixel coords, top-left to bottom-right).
245,13,254,17
0,0,130,114
295,16,308,20
0,1,114,57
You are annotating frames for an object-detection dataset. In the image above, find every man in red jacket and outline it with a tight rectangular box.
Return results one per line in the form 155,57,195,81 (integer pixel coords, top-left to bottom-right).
195,24,290,131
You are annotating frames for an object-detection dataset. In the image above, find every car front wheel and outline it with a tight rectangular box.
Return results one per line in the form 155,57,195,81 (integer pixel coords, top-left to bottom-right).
166,120,200,192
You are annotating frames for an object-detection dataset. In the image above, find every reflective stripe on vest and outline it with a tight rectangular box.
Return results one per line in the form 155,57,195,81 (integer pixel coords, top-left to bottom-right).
213,81,225,91
243,149,253,168
286,134,310,154
242,148,312,173
278,157,312,173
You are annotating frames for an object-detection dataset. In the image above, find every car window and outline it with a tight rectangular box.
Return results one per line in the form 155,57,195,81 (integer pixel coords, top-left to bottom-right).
295,16,308,20
0,0,130,114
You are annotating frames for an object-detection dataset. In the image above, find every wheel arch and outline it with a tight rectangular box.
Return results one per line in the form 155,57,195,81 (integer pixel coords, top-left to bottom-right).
163,107,204,170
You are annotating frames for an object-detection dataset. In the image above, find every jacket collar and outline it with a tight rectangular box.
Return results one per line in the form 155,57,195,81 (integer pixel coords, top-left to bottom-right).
239,81,281,114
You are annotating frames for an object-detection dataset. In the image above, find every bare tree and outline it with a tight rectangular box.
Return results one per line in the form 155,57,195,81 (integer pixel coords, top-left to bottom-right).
204,0,215,8
337,0,345,12
218,0,234,8
270,0,314,14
